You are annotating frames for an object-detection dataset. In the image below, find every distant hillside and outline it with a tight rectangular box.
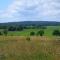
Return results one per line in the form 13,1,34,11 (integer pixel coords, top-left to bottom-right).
0,21,60,26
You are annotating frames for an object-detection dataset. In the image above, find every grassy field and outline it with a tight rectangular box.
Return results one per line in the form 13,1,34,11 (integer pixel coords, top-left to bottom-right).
0,36,60,60
7,26,60,37
0,26,60,60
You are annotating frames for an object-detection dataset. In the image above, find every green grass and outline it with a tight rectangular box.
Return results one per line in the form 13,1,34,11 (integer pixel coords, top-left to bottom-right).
45,26,60,37
0,26,60,60
7,26,60,37
8,29,39,36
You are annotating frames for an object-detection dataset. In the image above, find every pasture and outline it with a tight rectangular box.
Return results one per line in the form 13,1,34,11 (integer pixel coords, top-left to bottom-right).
7,26,60,37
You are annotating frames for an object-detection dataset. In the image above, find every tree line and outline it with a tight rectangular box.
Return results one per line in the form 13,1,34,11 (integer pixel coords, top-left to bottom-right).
0,25,47,30
0,25,60,36
0,29,60,36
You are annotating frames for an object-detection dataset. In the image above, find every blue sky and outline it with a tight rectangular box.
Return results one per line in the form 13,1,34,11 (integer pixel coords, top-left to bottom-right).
0,0,60,23
0,0,13,10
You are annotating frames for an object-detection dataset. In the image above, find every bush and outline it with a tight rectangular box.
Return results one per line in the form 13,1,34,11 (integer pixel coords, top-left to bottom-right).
8,26,16,31
53,30,60,36
37,30,44,36
17,26,23,31
3,29,8,36
0,32,2,35
30,31,35,36
26,37,30,41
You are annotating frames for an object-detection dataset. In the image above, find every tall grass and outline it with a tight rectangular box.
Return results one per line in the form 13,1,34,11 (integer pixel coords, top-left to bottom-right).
0,36,60,60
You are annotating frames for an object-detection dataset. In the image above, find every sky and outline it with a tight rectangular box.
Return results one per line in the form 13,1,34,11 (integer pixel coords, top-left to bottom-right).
0,0,60,23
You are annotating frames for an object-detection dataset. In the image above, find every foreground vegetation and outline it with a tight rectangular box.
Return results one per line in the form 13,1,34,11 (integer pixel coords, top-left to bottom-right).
0,36,60,60
0,25,60,60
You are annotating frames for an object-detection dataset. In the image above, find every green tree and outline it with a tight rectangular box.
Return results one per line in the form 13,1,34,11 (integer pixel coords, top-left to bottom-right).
0,32,2,35
37,30,44,36
3,29,8,36
17,26,23,31
30,31,35,36
53,30,60,36
8,26,16,31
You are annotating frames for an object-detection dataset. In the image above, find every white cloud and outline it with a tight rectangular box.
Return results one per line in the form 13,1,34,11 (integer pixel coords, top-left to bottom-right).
0,0,60,22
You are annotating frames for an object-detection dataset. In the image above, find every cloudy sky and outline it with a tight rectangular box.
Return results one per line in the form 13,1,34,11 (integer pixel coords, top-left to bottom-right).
0,0,60,23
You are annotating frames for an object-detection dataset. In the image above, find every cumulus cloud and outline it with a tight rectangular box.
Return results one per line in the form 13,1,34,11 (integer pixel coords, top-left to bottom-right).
0,0,60,22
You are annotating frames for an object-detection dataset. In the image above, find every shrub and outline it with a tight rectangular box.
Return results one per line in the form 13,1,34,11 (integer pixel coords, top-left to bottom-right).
37,30,44,36
26,37,30,41
17,26,23,31
53,30,60,36
8,26,16,31
3,29,8,36
0,32,2,35
30,31,35,36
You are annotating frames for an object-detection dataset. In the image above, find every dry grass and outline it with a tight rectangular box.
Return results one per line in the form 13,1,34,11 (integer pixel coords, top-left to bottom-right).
0,36,60,60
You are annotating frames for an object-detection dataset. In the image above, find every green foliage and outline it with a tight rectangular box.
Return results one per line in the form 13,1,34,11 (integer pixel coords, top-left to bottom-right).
3,29,8,36
8,26,24,31
30,31,35,36
8,26,16,31
53,30,60,36
0,26,60,37
0,32,2,35
0,26,7,29
17,26,23,31
37,30,44,36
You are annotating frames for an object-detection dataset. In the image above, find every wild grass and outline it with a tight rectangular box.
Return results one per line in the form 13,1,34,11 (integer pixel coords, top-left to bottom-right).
0,36,60,60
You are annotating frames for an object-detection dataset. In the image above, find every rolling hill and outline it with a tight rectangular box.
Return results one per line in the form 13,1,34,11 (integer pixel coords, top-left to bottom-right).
0,21,60,26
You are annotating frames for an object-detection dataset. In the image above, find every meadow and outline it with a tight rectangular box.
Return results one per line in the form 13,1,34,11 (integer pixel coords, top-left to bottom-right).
7,26,60,37
0,26,60,60
0,36,60,60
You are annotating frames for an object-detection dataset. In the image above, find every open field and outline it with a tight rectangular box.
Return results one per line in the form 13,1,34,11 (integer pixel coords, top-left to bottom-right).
7,26,60,37
0,36,60,60
0,26,60,60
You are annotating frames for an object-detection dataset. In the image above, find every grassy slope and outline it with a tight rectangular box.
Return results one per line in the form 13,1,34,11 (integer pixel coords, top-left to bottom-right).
45,26,60,37
0,36,60,60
